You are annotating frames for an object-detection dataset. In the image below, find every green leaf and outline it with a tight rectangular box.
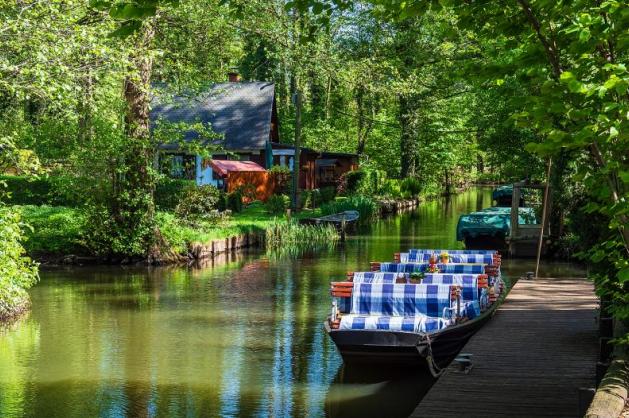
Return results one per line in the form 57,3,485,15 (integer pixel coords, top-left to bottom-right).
619,268,629,283
108,20,142,38
609,126,619,139
560,71,575,82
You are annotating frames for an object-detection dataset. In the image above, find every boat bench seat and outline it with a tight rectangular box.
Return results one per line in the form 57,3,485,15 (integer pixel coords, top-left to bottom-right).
408,249,499,255
337,298,481,332
397,252,501,266
339,314,451,332
350,272,410,284
375,262,488,274
349,283,483,318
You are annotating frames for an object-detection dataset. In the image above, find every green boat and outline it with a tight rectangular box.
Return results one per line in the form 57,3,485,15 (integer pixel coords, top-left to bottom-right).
492,184,525,207
456,206,537,251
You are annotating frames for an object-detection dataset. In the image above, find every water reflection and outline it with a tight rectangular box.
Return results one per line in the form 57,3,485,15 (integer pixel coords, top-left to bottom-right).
0,188,585,417
326,366,434,418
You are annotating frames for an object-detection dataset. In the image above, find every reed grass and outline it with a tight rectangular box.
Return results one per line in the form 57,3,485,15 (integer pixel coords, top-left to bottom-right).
320,195,379,223
265,218,339,248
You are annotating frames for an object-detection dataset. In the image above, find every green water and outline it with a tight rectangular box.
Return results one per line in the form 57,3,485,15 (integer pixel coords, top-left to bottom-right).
0,188,585,418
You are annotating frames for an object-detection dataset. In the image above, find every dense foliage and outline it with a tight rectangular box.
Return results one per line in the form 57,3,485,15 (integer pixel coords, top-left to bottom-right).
0,206,39,320
2,0,627,345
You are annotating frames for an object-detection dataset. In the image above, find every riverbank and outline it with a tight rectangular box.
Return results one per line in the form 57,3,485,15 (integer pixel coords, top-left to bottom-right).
15,196,421,265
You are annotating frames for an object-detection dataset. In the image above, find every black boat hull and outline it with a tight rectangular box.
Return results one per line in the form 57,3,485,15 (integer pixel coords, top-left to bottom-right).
326,301,500,369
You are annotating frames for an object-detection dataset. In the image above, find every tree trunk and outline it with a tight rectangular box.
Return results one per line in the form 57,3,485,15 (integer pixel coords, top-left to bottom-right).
399,93,417,178
77,70,94,143
476,154,484,174
113,22,158,257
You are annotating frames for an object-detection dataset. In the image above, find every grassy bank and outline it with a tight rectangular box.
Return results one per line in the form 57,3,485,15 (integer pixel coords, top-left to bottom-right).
15,202,327,260
14,192,418,262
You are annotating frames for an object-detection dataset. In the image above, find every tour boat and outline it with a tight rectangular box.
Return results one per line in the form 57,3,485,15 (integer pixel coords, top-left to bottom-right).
324,249,505,373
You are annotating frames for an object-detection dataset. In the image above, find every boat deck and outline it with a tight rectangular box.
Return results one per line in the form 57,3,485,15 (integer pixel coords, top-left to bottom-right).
411,276,598,418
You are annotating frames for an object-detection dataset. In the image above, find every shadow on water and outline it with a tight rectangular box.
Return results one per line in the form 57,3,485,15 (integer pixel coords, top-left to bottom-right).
325,365,435,418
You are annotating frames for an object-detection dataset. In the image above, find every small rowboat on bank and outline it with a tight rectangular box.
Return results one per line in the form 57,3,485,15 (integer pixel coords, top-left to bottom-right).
300,210,360,230
325,249,505,373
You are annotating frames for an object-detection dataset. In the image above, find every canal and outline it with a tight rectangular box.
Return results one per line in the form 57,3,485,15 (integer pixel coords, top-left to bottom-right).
0,188,585,418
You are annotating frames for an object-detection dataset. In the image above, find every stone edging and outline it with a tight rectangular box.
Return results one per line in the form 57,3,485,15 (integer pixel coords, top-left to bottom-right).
585,358,629,418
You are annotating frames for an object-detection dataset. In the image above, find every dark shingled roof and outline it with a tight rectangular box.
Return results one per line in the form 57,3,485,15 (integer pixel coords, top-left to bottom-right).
152,82,275,151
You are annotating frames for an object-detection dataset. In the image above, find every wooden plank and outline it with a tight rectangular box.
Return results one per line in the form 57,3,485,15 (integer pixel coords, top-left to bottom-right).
412,277,598,418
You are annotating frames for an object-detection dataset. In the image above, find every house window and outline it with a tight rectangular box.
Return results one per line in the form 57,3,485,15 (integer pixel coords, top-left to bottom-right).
320,166,336,183
161,153,195,180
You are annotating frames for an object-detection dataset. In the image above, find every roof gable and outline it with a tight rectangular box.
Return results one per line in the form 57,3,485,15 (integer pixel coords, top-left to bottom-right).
152,82,276,150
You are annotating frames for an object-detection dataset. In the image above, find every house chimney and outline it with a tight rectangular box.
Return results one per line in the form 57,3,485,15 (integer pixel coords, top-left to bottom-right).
228,71,240,83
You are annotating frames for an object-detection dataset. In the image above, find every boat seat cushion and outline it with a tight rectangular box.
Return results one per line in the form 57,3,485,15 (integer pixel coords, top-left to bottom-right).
401,253,495,264
339,314,451,333
352,272,409,284
409,249,497,255
350,283,454,318
422,274,482,301
422,274,477,286
379,262,486,274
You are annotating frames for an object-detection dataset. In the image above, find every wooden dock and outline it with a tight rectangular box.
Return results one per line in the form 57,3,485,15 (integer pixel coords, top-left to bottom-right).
412,277,598,418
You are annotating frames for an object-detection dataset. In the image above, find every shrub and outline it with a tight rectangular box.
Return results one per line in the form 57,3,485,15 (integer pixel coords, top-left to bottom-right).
358,169,387,196
401,177,422,198
382,179,402,198
269,165,292,194
236,183,257,204
227,190,243,213
265,194,290,214
337,170,365,196
300,190,313,209
18,205,87,255
0,175,85,207
0,205,39,320
174,185,223,219
155,212,187,254
155,178,196,210
319,186,336,203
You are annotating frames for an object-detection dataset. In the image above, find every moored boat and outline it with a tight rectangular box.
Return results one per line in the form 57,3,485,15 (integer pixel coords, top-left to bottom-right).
301,210,360,228
325,249,506,373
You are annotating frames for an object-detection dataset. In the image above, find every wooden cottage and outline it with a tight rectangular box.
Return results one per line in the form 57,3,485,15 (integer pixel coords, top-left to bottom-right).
151,74,358,190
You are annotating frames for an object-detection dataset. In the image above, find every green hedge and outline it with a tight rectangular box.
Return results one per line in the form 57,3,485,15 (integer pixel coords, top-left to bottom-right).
0,175,61,206
154,178,196,210
1,175,195,210
18,205,87,255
